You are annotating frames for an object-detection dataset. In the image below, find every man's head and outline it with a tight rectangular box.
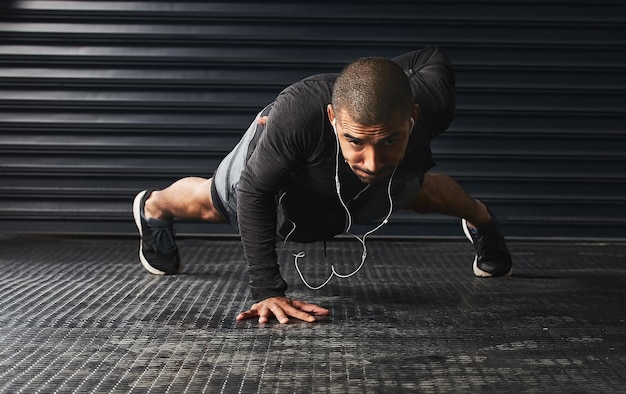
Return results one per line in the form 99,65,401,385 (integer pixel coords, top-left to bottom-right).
328,57,419,184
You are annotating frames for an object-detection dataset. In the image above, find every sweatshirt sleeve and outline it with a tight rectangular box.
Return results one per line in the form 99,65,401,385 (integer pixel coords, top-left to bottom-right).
236,81,326,302
392,45,457,140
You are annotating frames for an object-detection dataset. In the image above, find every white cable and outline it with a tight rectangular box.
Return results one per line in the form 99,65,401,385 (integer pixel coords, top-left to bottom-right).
283,129,396,289
331,165,396,279
280,193,336,289
292,233,335,290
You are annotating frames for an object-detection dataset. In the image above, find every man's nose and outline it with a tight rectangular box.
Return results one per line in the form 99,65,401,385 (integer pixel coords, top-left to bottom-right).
362,147,384,174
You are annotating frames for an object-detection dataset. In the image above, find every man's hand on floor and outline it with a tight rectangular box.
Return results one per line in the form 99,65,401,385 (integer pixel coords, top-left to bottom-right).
236,296,330,324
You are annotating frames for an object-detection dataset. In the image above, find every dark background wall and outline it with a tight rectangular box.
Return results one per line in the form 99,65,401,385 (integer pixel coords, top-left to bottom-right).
1,1,625,240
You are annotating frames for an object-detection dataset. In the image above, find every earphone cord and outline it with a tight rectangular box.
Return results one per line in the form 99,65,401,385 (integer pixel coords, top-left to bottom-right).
286,132,397,290
331,165,396,279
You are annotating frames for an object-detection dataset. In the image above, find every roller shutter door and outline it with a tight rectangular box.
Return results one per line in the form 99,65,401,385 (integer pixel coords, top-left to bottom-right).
1,1,625,240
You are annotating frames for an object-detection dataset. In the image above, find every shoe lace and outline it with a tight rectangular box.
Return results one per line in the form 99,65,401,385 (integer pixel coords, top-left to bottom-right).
474,222,508,260
150,225,177,254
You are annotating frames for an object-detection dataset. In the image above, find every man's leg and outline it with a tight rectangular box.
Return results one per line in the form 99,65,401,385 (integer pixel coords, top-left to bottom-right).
133,177,226,276
404,173,513,277
403,173,490,228
144,177,226,223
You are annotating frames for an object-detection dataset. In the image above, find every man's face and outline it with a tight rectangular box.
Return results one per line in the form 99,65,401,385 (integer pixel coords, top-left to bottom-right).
328,105,417,185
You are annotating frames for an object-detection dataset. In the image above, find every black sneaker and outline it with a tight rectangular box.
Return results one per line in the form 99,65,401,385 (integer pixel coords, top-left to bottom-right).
462,204,512,277
133,189,180,275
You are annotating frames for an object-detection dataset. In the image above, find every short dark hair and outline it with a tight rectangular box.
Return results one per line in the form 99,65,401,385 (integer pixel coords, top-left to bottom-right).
332,57,413,125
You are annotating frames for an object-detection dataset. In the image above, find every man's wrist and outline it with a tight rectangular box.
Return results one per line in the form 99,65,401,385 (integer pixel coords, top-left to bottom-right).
251,288,287,303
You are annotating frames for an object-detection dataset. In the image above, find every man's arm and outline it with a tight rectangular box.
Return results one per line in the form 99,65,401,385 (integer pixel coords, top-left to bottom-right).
235,83,331,323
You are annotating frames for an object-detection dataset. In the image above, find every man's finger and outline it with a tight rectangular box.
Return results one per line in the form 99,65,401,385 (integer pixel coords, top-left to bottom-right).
258,314,269,324
291,300,330,315
278,303,317,323
236,309,257,321
268,304,290,324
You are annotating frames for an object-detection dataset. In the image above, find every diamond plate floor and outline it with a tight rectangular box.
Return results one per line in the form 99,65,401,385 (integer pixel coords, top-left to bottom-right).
0,235,625,393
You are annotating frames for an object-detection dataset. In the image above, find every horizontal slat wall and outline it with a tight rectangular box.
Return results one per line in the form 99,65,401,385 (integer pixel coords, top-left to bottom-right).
0,1,625,240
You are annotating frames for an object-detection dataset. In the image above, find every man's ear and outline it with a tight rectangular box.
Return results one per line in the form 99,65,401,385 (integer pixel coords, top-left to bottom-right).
327,104,336,126
412,104,420,124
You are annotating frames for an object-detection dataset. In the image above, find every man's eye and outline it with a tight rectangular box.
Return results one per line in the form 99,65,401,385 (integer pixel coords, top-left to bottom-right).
348,139,363,146
383,138,398,146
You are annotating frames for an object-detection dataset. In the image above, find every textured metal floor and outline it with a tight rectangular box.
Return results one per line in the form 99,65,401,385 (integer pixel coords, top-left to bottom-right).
0,235,625,393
